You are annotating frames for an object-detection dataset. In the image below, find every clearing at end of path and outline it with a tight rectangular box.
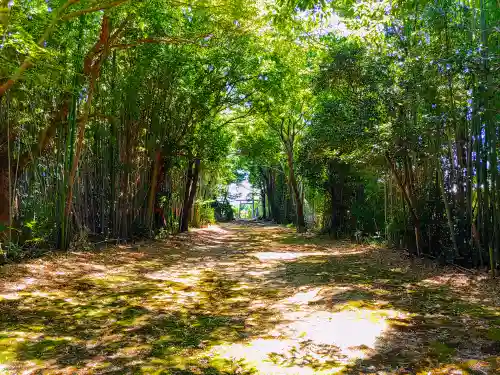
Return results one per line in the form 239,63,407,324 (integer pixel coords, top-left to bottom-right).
0,222,499,374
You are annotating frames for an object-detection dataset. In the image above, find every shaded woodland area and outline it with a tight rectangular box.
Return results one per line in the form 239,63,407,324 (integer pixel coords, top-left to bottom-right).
0,3,500,373
0,0,499,272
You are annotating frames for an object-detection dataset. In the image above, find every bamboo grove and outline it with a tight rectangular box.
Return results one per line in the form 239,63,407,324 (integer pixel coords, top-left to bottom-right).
0,0,259,251
1,0,499,272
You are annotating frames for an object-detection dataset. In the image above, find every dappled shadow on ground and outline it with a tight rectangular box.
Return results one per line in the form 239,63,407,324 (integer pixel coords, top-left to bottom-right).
0,222,499,374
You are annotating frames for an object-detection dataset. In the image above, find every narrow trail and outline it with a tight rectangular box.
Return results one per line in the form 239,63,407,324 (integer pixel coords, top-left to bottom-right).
0,222,499,374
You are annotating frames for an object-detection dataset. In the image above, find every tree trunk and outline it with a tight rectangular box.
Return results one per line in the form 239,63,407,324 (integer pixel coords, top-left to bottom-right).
0,95,69,229
147,150,162,230
286,149,306,232
180,159,200,233
260,167,280,223
438,167,460,258
0,151,9,226
261,188,266,219
180,161,194,232
385,152,422,255
330,185,337,235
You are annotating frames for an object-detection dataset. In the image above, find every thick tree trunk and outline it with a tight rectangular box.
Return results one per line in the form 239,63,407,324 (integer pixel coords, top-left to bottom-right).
261,188,266,219
186,159,200,224
147,151,162,229
180,161,194,232
286,150,306,232
330,185,339,236
180,159,200,233
267,182,277,221
260,167,280,223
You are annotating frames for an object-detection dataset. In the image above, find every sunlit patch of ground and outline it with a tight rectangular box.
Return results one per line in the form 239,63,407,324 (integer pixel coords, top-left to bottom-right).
0,221,499,374
253,251,330,261
211,304,402,374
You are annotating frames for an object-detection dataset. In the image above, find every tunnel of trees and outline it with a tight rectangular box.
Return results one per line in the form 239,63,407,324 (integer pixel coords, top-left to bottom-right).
0,0,498,271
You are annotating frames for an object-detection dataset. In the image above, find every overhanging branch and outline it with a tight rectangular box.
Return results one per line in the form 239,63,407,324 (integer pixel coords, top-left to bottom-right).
111,34,212,49
61,0,129,20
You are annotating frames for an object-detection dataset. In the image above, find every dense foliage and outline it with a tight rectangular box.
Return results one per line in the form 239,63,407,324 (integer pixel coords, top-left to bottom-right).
1,0,499,272
0,0,260,253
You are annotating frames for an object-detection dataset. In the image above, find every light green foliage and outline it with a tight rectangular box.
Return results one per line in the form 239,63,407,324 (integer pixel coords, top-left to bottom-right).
194,199,216,227
1,2,500,374
0,0,499,267
0,0,266,247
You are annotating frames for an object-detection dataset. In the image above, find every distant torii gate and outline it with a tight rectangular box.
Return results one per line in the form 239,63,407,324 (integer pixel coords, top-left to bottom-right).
235,197,258,219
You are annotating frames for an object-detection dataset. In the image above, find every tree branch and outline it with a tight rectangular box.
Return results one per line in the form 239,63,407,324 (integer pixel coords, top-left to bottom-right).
110,34,211,49
61,0,129,20
0,0,80,97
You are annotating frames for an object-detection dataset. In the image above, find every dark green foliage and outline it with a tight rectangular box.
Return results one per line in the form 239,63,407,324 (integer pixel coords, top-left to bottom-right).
298,0,500,269
212,199,235,222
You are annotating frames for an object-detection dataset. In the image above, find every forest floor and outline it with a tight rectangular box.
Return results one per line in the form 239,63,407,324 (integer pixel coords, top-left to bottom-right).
0,222,499,375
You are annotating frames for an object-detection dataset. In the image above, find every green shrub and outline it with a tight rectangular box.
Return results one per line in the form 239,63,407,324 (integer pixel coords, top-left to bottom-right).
199,204,216,226
193,200,216,228
212,199,235,222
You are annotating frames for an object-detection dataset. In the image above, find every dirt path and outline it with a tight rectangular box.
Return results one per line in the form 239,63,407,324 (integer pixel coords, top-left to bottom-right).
0,222,499,374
